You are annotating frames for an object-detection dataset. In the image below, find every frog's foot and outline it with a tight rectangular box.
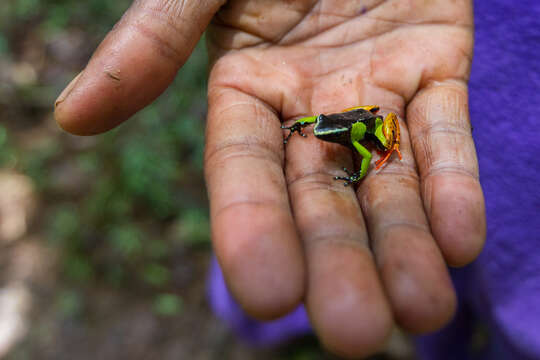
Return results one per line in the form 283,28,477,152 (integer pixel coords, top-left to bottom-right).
375,149,393,170
281,122,309,144
375,145,402,170
334,167,362,186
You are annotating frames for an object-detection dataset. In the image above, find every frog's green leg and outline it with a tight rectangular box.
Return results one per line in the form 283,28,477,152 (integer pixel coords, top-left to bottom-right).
334,142,372,186
281,115,318,144
341,105,379,114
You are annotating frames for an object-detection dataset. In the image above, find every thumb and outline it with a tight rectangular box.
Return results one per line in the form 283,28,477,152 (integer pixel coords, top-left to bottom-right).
54,0,224,135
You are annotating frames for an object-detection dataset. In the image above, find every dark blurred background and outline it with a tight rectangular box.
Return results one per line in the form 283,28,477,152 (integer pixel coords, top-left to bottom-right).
0,1,414,359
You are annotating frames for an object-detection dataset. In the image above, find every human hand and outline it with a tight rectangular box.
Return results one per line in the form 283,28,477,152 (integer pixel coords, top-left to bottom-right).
55,1,486,358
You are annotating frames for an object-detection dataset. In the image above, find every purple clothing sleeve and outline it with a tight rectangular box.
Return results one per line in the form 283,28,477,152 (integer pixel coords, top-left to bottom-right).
207,0,540,358
417,1,540,359
207,257,311,346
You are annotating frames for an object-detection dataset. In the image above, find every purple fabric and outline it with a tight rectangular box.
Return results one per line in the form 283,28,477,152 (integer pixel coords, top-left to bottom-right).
207,258,311,346
416,1,540,359
207,0,540,358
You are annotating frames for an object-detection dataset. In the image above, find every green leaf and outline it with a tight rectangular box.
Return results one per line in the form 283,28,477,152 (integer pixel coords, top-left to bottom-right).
153,293,183,316
0,34,7,54
173,209,210,247
48,204,80,245
63,256,94,282
14,0,40,19
108,224,142,257
141,263,170,287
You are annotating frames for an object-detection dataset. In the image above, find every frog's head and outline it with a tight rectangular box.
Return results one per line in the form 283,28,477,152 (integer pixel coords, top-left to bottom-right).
374,113,402,169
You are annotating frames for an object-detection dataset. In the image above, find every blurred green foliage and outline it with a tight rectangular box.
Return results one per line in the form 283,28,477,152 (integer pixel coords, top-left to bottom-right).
0,0,131,37
153,293,184,316
44,39,212,291
0,125,18,167
1,0,211,304
56,289,84,318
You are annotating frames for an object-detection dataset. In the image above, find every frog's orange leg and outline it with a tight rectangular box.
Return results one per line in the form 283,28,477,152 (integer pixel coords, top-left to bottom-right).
341,105,380,114
375,112,402,170
375,149,394,170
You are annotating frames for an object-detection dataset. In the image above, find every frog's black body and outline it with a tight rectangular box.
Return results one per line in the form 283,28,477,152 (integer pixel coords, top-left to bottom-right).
314,108,384,150
281,105,402,185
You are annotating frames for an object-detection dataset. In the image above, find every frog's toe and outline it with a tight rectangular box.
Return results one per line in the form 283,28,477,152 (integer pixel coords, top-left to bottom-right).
342,167,353,176
333,176,351,186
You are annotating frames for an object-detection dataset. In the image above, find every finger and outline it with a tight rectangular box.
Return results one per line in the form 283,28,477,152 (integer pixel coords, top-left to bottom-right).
55,0,225,135
205,87,304,320
407,79,486,266
358,116,456,333
284,122,392,358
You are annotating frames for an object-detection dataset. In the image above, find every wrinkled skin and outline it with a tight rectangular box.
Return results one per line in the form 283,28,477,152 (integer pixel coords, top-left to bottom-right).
55,0,486,358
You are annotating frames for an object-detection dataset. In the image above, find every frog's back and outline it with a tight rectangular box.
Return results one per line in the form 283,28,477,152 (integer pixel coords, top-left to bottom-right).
314,108,376,144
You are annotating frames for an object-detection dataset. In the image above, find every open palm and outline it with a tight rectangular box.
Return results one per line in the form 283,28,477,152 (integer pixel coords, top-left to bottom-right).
55,0,485,358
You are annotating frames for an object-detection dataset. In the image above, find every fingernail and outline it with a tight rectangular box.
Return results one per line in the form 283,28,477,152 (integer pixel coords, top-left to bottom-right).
55,71,83,108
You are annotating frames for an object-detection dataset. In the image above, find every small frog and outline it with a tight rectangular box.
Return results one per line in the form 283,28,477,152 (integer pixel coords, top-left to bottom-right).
281,106,402,186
